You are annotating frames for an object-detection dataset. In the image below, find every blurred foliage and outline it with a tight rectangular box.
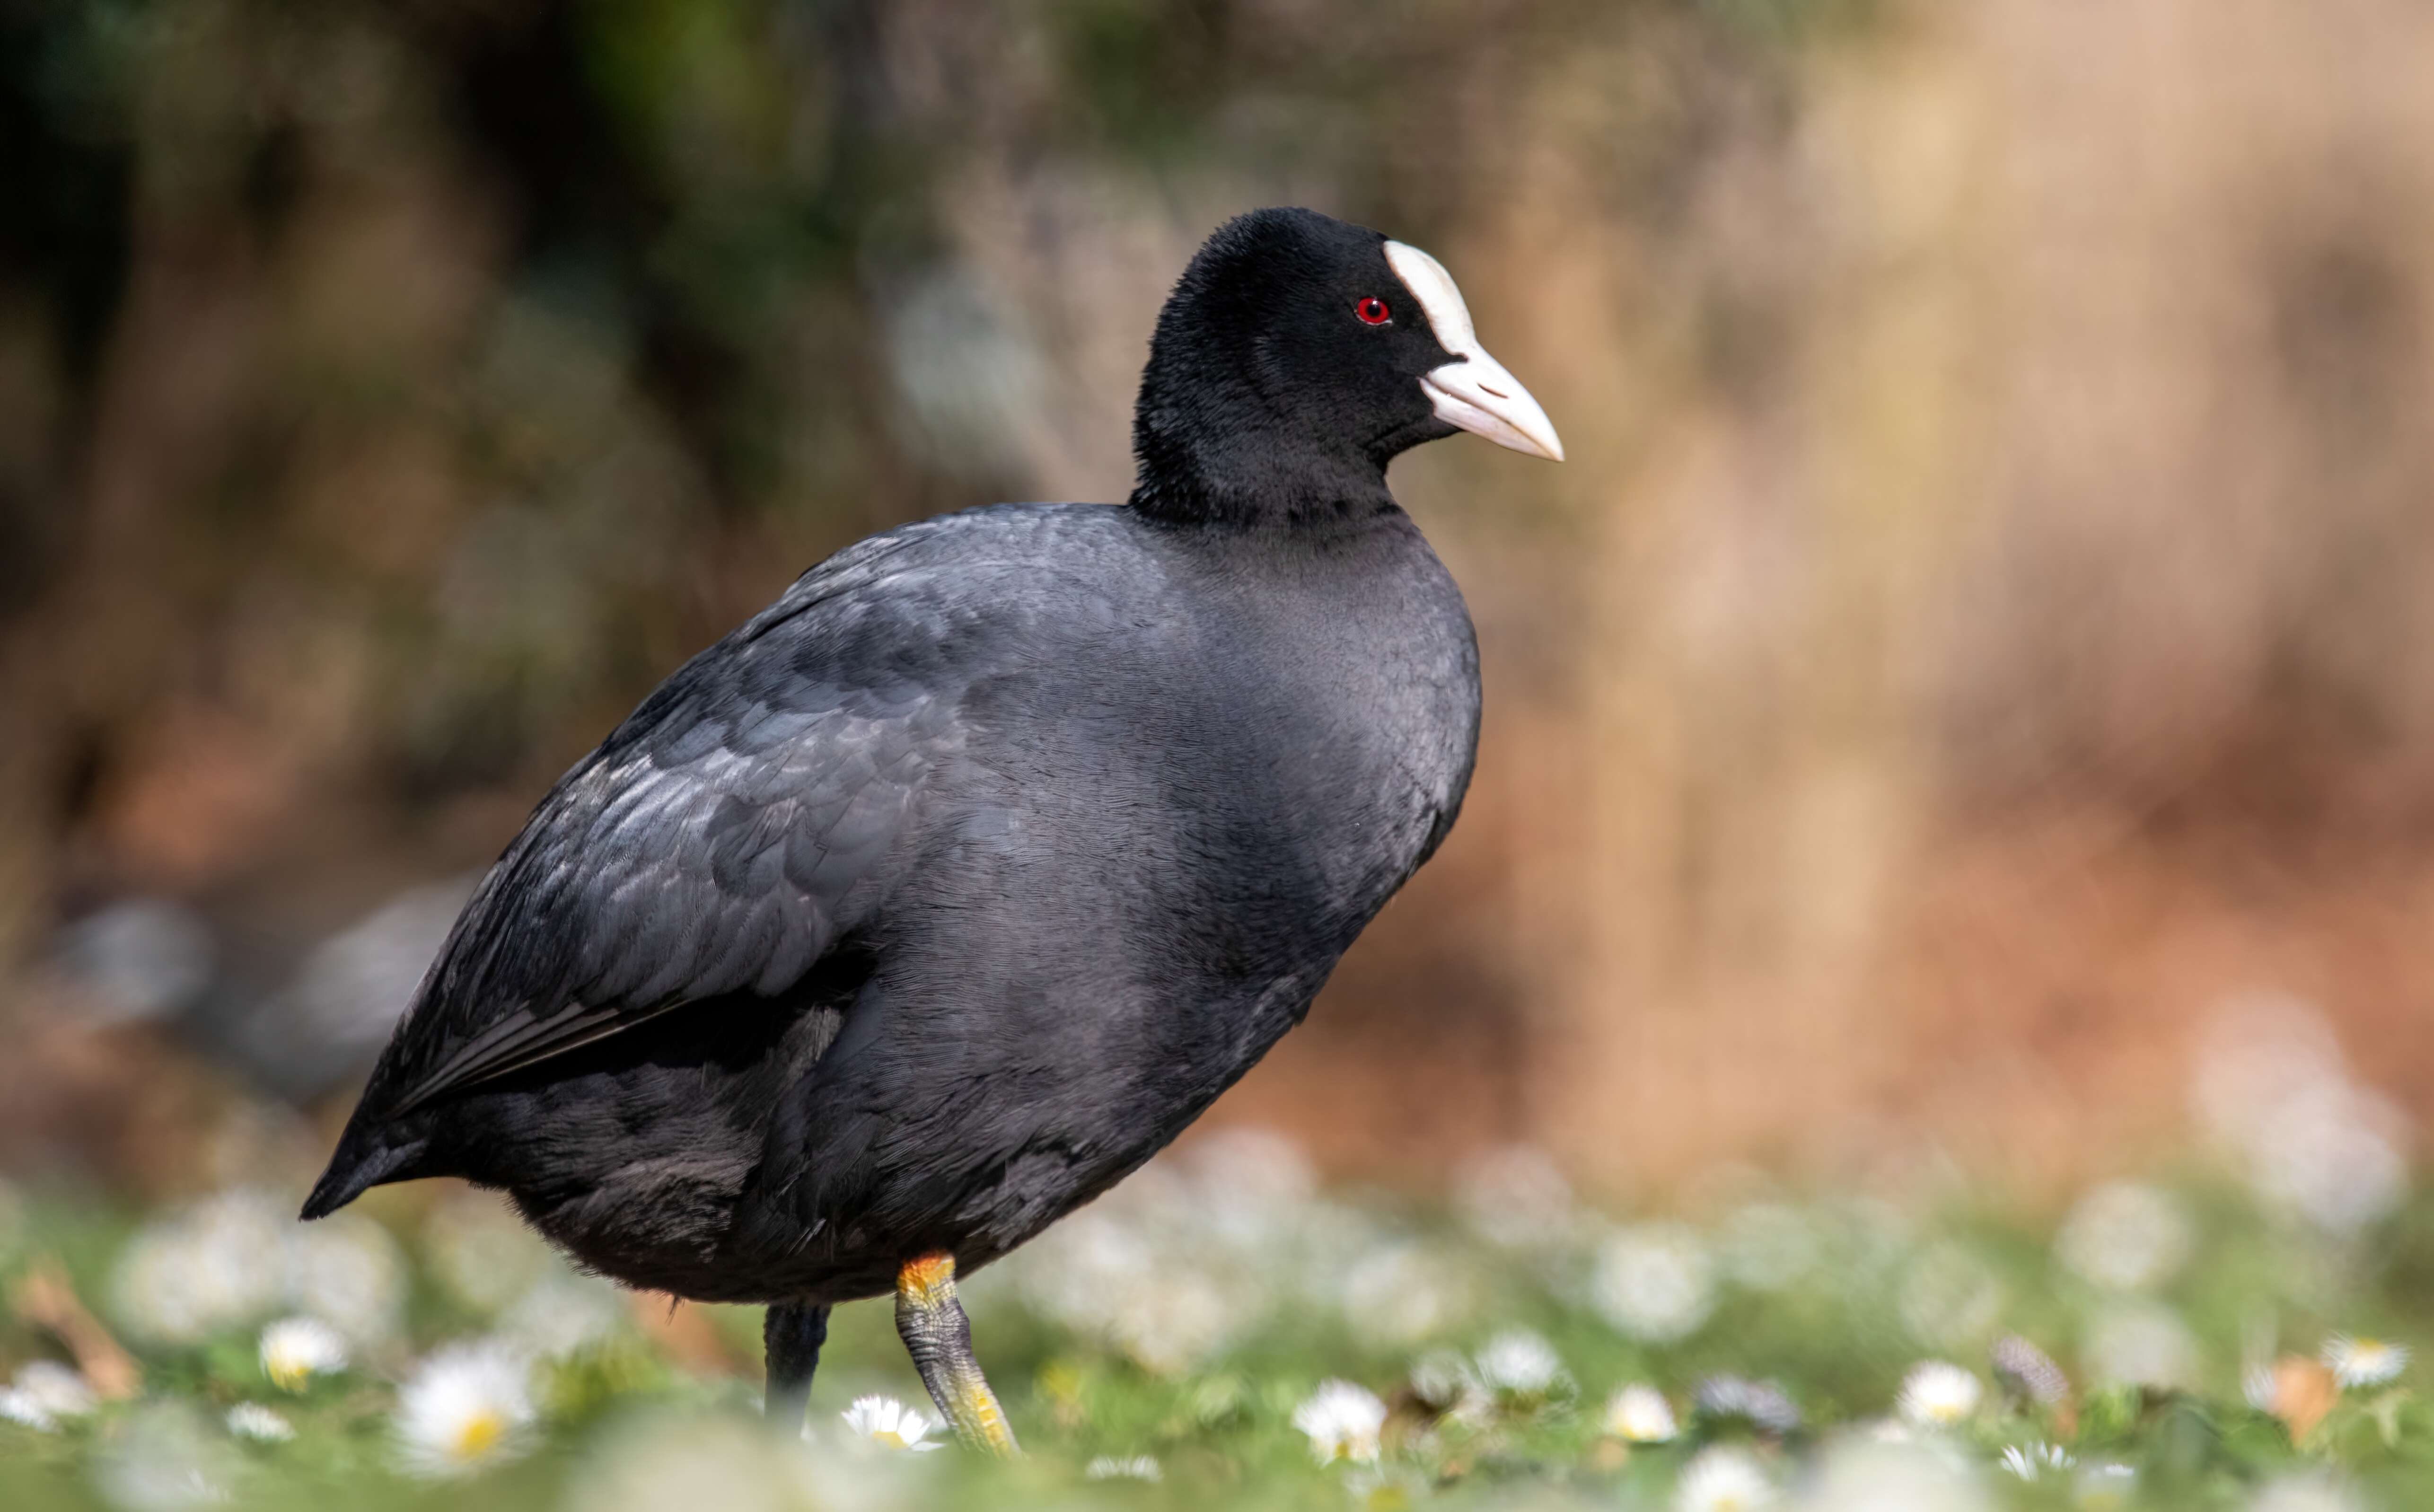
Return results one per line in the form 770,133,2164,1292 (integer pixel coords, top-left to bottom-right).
3,1128,2434,1507
0,0,1831,1176
8,16,2434,1512
0,0,1611,849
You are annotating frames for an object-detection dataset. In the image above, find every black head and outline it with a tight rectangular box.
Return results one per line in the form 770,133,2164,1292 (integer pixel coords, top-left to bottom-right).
1130,207,1562,526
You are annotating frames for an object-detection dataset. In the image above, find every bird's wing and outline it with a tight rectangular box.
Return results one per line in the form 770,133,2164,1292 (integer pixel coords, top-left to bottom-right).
363,516,1014,1117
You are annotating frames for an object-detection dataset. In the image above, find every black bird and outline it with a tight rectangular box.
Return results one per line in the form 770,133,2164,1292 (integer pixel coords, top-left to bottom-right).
303,207,1562,1449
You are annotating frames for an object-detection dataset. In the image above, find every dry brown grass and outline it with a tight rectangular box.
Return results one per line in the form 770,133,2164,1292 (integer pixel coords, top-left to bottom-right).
1226,0,2434,1187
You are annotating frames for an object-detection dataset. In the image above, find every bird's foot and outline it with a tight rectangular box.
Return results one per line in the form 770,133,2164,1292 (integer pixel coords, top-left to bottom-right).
894,1252,1019,1455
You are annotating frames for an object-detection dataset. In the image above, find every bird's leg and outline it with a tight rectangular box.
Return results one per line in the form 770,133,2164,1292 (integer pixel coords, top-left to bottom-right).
764,1301,831,1431
894,1252,1019,1455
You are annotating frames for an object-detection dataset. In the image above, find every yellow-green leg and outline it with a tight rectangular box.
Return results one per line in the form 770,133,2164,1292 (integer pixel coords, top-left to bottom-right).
894,1253,1019,1455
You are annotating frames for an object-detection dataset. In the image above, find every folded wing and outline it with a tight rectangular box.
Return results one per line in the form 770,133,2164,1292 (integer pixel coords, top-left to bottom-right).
360,519,991,1119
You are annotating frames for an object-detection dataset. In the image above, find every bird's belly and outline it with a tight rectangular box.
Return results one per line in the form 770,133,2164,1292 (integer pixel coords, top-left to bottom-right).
706,895,1349,1305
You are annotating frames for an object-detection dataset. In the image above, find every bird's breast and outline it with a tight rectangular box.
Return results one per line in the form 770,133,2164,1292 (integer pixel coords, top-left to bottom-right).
1189,532,1482,923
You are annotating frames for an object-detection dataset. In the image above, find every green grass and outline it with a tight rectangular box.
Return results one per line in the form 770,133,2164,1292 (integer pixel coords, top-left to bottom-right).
4,1137,2434,1510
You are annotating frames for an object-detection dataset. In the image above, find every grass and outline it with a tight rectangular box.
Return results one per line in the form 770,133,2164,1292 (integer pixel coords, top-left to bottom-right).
4,1129,2434,1510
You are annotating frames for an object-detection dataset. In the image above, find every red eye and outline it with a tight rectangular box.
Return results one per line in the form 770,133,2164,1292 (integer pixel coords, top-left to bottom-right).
1355,297,1390,325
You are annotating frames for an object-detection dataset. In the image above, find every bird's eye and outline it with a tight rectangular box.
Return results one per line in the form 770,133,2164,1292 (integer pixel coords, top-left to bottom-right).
1355,297,1390,325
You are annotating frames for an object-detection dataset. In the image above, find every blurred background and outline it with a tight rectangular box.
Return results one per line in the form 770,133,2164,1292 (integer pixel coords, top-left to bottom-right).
4,0,2433,1215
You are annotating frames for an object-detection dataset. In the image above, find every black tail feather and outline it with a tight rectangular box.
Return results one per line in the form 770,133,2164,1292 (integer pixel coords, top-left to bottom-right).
299,1121,430,1220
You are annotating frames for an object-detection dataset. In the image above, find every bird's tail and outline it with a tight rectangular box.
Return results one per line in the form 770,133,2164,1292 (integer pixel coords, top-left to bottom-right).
299,1109,432,1221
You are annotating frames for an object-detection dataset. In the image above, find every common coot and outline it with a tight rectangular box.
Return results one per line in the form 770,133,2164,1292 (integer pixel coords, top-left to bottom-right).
304,206,1562,1450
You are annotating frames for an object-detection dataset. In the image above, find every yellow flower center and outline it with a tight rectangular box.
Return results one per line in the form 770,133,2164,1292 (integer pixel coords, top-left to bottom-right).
450,1409,506,1462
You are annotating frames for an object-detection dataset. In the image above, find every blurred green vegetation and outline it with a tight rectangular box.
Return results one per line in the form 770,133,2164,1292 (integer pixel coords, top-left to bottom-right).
5,1132,2434,1508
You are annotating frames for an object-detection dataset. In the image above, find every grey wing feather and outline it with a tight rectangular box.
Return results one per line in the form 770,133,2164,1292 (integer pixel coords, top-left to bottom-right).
363,519,993,1118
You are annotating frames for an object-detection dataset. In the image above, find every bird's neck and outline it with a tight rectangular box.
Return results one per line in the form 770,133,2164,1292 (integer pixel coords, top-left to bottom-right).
1126,427,1396,529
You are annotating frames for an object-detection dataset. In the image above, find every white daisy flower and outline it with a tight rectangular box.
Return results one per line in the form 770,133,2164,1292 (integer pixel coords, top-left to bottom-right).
1693,1375,1802,1435
94,1403,237,1512
1453,1146,1578,1249
2085,1302,2198,1390
1474,1329,1566,1397
1104,1264,1245,1378
1674,1445,1777,1512
1083,1454,1161,1481
1009,1157,1273,1380
1292,1379,1387,1465
2320,1335,2408,1389
839,1395,943,1452
498,1275,625,1361
2249,1471,2364,1512
421,1192,555,1315
1591,1223,1716,1343
2192,996,2408,1236
393,1342,536,1478
1183,1127,1316,1249
1341,1242,1477,1349
0,1390,53,1432
2054,1182,2192,1293
109,1189,405,1353
1604,1383,1678,1442
1990,1333,2071,1407
2079,1462,2137,1510
1805,1441,1983,1512
569,1414,852,1512
1014,1207,1156,1332
284,1216,407,1346
2244,1362,2282,1412
1898,1242,2004,1349
0,1360,98,1431
1999,1442,2074,1480
1895,1361,1983,1427
258,1316,348,1391
109,1189,288,1346
1408,1349,1477,1413
1720,1203,1819,1293
225,1403,294,1442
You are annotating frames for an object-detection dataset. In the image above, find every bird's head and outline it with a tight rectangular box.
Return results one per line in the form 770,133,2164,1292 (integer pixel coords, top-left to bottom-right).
1131,207,1563,525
